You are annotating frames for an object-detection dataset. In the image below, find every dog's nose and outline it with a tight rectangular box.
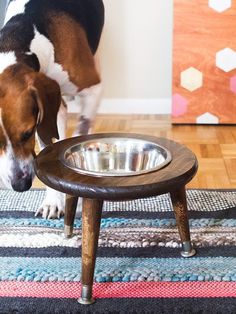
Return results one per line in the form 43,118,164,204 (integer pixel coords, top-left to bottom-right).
11,176,32,192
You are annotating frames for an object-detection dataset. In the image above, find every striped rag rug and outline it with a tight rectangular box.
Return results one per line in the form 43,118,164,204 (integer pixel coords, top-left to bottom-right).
0,189,235,314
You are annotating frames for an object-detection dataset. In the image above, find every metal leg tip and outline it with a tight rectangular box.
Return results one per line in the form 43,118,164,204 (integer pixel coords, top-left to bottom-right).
64,233,73,239
181,241,196,258
181,248,196,258
78,297,95,305
78,285,95,305
64,225,74,239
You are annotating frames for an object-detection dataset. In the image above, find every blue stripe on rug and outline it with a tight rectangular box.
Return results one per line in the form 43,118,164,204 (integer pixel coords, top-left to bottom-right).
1,217,236,229
0,256,236,283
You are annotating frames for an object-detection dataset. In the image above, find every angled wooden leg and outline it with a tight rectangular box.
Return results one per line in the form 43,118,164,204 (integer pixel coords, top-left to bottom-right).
64,194,78,238
78,198,103,305
170,187,196,258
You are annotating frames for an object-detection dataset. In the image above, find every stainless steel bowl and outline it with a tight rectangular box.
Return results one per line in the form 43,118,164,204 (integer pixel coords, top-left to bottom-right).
61,137,172,177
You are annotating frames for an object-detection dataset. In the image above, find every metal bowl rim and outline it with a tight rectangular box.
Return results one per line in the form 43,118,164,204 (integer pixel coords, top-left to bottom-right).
59,136,172,177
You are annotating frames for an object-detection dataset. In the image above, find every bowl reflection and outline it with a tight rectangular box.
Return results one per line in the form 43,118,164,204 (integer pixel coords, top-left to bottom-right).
62,137,172,177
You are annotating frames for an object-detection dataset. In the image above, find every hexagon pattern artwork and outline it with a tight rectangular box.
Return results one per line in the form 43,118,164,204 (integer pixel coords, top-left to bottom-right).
209,0,231,13
173,0,236,124
181,67,203,91
230,76,236,94
172,94,188,117
216,48,236,72
196,112,219,124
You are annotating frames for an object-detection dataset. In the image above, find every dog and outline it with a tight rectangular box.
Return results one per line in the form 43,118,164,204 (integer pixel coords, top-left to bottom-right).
0,0,104,218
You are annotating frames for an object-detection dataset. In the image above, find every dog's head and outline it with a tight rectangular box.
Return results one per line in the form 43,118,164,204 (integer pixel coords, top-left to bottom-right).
0,64,61,192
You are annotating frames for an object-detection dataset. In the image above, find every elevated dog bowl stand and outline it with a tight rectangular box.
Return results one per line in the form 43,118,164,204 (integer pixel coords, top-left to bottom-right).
34,133,198,305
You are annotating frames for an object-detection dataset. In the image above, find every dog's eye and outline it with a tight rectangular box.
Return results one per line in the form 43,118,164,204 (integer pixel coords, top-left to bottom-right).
21,128,35,142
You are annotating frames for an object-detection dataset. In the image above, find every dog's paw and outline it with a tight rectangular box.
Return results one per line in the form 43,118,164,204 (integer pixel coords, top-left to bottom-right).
35,188,65,219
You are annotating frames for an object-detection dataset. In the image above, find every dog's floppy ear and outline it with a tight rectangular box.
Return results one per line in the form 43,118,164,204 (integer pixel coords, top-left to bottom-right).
26,73,61,146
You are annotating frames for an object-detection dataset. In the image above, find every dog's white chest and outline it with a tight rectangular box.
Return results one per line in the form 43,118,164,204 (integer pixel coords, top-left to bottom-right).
30,29,78,96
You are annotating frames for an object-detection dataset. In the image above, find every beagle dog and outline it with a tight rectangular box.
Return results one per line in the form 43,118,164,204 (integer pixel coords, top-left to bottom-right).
0,0,104,218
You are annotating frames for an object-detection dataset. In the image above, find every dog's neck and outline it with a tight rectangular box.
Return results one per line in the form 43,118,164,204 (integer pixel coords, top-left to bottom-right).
15,52,40,72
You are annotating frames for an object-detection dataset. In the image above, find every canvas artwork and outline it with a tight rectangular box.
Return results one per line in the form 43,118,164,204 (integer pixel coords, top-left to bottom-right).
172,0,236,124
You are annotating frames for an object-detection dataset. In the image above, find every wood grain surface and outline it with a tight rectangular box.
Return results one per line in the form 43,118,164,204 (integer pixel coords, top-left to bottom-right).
34,133,198,200
173,0,236,123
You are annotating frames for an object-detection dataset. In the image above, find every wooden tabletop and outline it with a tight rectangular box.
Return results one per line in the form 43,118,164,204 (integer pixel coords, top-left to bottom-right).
34,133,198,200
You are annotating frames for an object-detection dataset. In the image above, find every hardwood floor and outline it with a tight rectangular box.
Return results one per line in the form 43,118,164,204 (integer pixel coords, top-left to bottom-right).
33,114,236,190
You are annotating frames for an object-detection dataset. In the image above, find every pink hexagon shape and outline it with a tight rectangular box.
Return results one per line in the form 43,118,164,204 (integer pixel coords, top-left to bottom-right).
230,75,236,93
172,94,188,117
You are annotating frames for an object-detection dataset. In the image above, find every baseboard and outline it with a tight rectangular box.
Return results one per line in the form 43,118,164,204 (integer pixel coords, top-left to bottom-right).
67,98,172,114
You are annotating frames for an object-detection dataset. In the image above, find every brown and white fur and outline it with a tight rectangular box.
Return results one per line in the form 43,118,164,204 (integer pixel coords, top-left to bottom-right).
0,0,104,218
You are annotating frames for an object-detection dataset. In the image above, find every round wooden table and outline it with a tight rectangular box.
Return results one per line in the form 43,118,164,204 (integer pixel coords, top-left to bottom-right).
34,133,198,305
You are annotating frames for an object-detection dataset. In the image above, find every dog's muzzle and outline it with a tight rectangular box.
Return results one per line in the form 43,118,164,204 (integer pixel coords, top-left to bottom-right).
11,169,33,192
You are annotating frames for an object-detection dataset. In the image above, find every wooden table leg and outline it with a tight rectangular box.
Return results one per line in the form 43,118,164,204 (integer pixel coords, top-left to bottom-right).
64,194,78,238
170,187,196,258
78,198,103,305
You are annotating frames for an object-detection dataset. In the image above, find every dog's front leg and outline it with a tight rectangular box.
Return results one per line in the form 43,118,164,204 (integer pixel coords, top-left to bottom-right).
73,82,102,136
71,82,102,212
35,187,65,219
35,100,67,219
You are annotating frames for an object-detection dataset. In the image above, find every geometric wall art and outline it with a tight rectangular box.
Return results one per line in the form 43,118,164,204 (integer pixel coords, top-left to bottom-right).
172,0,236,124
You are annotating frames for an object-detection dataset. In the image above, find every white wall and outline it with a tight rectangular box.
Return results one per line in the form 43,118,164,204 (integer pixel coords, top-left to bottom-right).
0,0,173,114
98,0,173,114
0,1,7,27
